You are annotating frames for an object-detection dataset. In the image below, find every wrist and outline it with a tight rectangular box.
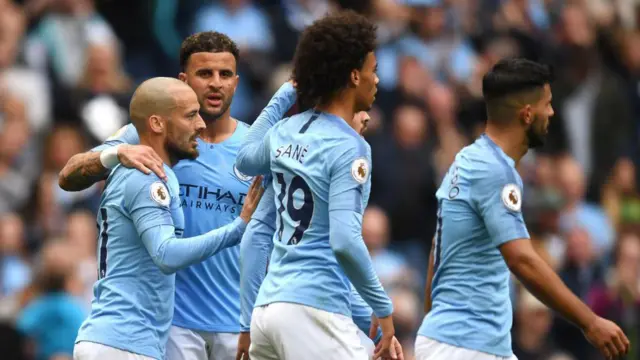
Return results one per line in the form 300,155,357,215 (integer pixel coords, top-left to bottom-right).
580,310,598,332
100,144,122,169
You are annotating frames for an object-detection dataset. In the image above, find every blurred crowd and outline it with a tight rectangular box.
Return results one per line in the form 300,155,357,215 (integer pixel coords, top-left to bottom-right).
1,0,640,359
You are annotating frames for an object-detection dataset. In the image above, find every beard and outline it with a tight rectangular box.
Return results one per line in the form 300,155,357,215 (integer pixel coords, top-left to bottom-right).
167,140,199,161
167,127,199,161
199,97,232,123
526,114,547,149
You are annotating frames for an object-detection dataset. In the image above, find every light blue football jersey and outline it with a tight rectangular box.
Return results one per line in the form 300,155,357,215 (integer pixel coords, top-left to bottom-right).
237,109,392,319
417,134,530,357
238,83,381,339
93,122,253,332
172,124,253,332
76,164,184,360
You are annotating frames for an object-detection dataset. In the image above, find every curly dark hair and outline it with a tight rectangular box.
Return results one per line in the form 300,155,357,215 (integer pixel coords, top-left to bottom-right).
292,10,377,108
179,32,240,72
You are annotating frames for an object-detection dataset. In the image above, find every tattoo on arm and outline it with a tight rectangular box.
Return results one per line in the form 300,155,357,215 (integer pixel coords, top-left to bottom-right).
59,152,110,191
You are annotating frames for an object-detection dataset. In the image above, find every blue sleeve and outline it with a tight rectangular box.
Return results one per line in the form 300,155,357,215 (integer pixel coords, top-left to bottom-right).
91,124,140,152
473,166,530,247
239,212,275,332
139,221,246,274
236,82,296,176
350,285,382,344
328,141,393,318
124,175,247,274
124,174,174,235
238,83,295,331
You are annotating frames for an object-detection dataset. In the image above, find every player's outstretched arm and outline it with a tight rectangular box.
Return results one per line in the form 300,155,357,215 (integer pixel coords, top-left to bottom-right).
58,124,166,191
501,240,630,360
236,81,296,176
474,168,629,360
128,174,264,274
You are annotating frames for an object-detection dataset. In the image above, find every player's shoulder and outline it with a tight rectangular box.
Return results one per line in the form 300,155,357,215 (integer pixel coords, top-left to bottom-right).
119,165,176,202
106,123,139,142
234,118,250,134
457,136,516,179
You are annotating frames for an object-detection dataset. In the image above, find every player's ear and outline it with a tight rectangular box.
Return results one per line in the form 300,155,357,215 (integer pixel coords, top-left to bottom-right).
178,72,188,83
149,115,165,134
350,69,360,87
520,104,533,126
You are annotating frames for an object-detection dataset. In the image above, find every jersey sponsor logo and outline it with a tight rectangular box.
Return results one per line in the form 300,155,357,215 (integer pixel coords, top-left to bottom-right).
351,157,369,184
501,183,522,212
233,164,253,182
150,181,171,207
179,183,246,213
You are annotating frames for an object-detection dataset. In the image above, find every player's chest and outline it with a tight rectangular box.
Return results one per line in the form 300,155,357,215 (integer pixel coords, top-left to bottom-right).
174,151,253,208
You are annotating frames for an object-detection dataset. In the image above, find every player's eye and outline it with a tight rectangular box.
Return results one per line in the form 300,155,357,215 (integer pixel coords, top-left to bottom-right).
196,70,212,78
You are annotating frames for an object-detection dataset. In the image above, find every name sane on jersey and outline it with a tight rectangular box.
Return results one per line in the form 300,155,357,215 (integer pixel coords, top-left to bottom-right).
275,143,309,164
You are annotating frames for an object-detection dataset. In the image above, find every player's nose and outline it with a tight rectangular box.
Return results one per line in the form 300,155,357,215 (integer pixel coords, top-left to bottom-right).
195,114,206,132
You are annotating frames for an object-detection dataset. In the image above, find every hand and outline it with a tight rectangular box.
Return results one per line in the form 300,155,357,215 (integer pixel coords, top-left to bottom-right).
373,315,398,360
117,144,167,182
235,332,251,360
583,316,630,360
388,336,404,360
240,176,265,223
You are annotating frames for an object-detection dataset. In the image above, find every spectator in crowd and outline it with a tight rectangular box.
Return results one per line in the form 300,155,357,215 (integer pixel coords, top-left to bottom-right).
16,240,86,360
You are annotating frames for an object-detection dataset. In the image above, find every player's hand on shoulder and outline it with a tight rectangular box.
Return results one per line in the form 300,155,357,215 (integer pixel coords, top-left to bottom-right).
235,332,251,360
374,315,400,360
583,316,630,360
118,144,167,182
240,176,265,223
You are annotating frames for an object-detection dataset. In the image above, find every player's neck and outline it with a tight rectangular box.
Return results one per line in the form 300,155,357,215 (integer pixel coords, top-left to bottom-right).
139,135,176,167
315,101,356,130
200,114,237,144
485,124,528,165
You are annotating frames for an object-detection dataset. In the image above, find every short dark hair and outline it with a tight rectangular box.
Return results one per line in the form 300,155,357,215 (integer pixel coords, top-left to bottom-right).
293,10,377,108
482,58,554,121
179,32,240,72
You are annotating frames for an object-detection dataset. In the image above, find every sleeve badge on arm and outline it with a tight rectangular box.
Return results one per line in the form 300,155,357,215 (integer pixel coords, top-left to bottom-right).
351,157,370,184
501,183,522,212
150,181,171,207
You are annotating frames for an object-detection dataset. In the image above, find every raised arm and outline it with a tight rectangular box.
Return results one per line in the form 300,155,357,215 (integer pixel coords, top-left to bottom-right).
128,174,264,274
238,82,297,351
58,124,166,191
236,81,296,176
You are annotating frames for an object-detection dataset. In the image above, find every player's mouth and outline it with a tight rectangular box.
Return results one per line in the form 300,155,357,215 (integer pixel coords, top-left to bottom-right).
206,93,223,107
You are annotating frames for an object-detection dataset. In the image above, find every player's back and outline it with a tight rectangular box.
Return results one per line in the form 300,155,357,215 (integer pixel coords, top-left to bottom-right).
76,164,184,360
418,134,529,358
255,110,370,318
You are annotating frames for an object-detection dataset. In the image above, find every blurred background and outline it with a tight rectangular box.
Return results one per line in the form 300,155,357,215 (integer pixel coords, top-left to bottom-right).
1,0,639,359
